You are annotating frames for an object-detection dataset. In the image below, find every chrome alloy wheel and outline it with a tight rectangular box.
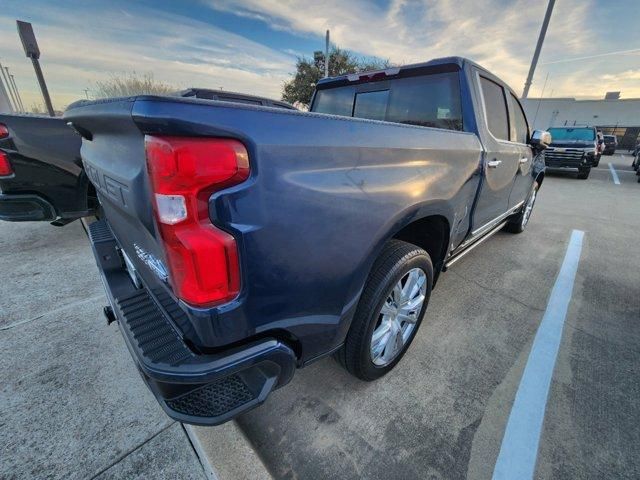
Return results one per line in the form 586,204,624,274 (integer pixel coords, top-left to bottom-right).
521,187,537,228
370,268,427,366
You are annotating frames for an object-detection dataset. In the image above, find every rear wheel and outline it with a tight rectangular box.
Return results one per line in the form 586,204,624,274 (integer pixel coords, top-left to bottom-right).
337,240,433,381
577,167,591,179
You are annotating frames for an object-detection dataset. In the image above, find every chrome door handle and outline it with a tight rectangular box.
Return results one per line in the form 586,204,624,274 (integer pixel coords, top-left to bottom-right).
487,160,502,168
519,157,529,164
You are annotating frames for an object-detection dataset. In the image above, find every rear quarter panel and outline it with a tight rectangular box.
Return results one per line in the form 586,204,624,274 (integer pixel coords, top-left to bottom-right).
131,99,483,360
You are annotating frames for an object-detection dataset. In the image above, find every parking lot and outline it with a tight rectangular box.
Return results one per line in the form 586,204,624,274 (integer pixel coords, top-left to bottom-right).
1,154,639,479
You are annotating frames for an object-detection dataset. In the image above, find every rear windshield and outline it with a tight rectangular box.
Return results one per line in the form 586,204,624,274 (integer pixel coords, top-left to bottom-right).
311,72,463,131
548,127,595,141
604,135,616,141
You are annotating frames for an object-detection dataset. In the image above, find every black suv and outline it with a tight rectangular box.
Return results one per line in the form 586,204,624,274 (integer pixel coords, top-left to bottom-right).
545,126,599,179
603,135,617,155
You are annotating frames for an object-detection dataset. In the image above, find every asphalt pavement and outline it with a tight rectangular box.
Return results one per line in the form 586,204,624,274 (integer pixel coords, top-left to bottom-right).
236,153,640,479
0,221,207,479
1,153,638,479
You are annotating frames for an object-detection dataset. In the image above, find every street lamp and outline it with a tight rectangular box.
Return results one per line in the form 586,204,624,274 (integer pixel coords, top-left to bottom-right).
16,20,55,116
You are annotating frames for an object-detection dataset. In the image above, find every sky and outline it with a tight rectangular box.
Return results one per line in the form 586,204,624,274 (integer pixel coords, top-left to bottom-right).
0,0,639,111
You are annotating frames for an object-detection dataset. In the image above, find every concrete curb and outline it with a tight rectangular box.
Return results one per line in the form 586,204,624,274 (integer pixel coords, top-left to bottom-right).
183,422,273,480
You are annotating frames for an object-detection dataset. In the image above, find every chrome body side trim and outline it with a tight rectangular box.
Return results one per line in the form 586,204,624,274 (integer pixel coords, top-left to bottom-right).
445,220,508,268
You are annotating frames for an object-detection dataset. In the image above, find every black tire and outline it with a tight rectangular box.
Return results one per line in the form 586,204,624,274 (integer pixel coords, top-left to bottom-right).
337,240,433,381
504,183,539,234
577,167,591,179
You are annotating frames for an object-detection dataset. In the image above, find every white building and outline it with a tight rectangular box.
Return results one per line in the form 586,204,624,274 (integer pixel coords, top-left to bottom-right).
522,97,640,150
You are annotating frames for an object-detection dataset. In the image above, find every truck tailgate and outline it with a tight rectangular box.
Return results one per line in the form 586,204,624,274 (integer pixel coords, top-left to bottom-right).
66,98,168,288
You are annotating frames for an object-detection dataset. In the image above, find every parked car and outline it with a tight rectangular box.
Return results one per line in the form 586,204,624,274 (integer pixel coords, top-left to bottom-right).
544,126,599,179
0,91,295,225
64,56,549,426
177,88,296,109
603,134,617,155
633,149,640,180
0,115,94,225
595,131,604,165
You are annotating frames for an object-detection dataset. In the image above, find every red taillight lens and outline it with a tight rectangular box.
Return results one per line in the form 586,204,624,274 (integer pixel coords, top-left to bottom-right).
145,136,250,307
0,151,13,176
0,123,8,139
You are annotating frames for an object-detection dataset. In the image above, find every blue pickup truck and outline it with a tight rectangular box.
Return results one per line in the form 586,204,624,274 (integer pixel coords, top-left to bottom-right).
64,57,549,425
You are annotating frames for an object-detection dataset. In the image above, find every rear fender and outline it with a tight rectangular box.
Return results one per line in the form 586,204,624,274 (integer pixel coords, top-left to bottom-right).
337,200,454,338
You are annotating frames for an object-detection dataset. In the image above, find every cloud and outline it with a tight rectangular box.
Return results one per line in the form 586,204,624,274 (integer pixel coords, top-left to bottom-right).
1,0,637,110
205,0,640,98
0,1,295,109
541,48,640,66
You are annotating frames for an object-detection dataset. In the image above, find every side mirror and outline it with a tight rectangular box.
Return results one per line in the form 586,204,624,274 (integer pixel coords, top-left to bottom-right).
530,130,551,150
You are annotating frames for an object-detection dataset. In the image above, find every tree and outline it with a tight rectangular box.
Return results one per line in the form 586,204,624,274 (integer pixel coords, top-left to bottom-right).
92,72,175,98
282,47,390,108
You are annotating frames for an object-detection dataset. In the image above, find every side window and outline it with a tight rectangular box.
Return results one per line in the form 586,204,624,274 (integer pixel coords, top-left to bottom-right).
480,76,509,141
509,93,529,144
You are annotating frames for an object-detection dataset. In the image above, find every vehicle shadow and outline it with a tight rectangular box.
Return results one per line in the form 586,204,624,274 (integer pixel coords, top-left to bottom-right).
544,169,581,180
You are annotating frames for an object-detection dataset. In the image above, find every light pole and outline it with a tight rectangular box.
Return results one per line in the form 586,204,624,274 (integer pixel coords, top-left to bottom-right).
324,30,330,78
0,64,18,111
9,74,25,111
17,20,55,116
0,68,14,113
522,0,555,99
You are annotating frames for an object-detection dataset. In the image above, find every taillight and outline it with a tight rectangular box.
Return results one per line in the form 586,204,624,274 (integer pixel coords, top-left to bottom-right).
0,151,13,176
0,123,8,139
145,136,250,307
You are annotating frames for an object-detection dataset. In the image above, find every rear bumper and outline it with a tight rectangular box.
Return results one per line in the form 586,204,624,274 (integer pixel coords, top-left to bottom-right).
0,193,57,222
87,220,296,425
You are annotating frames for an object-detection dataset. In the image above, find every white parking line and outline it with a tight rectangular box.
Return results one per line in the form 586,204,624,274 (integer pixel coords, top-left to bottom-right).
492,230,584,480
608,163,621,185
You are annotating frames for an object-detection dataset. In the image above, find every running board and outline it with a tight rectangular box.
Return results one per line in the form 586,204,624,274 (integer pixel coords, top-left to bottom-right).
444,221,507,269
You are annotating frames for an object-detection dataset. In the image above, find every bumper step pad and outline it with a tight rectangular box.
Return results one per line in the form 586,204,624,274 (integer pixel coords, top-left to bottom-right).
166,374,255,417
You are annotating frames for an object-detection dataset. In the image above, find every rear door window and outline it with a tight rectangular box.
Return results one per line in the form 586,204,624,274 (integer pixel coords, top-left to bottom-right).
480,76,510,141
